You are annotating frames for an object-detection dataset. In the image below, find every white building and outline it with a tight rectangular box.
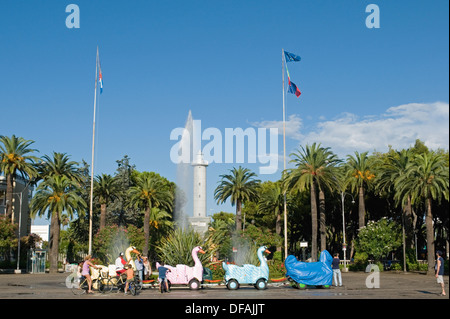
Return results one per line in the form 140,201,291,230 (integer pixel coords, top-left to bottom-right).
31,225,50,247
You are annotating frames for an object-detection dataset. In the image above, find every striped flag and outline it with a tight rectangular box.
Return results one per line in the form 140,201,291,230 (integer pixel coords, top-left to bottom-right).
286,65,301,97
98,60,103,94
98,68,103,94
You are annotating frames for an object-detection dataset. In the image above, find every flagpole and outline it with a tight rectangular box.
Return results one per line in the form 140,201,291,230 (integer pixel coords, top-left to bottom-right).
88,46,99,256
282,48,288,259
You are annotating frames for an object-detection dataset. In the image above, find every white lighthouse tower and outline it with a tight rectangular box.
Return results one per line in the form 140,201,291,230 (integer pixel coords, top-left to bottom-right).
189,151,210,234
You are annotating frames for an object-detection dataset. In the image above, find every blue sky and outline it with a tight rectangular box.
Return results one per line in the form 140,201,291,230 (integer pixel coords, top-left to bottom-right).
1,0,448,225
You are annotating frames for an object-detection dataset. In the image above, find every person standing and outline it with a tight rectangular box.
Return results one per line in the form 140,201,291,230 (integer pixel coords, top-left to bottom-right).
142,256,150,280
135,255,144,282
435,250,446,296
124,263,135,295
82,255,100,294
332,253,342,287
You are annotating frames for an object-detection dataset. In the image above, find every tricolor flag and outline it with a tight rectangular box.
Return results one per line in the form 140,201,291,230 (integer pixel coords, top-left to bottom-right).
98,62,103,94
284,50,301,62
98,63,103,94
286,66,301,97
96,47,103,94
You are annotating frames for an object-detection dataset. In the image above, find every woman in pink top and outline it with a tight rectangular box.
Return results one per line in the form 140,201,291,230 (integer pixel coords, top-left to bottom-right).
82,255,100,294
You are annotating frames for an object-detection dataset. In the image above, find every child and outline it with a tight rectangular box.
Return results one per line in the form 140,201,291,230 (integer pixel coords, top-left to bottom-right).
158,261,171,293
124,263,135,295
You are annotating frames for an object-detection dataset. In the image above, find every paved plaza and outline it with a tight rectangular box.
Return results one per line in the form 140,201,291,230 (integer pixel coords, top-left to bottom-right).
0,271,447,300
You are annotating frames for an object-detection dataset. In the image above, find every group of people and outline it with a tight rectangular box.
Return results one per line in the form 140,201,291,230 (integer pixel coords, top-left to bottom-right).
77,250,446,296
114,252,151,282
114,252,171,294
114,252,147,294
77,251,170,294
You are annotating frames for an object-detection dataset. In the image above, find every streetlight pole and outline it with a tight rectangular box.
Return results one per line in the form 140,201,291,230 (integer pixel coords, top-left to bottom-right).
16,192,23,273
11,178,33,274
340,191,355,272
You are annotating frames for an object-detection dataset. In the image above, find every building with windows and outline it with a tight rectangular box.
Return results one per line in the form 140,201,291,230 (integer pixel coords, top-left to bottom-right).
0,175,34,239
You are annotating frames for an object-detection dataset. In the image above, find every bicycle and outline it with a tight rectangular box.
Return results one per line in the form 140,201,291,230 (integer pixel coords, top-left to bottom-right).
134,275,143,292
66,266,112,295
69,275,88,295
101,272,141,293
126,278,139,296
70,276,105,295
101,272,126,293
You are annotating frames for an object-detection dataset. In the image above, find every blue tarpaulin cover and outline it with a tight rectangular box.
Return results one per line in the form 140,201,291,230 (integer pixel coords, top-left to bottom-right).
284,250,333,286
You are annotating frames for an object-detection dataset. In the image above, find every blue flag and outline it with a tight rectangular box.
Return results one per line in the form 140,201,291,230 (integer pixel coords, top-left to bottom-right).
284,51,301,62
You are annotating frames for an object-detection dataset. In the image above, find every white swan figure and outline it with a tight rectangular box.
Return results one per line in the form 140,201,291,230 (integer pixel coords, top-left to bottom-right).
223,246,270,290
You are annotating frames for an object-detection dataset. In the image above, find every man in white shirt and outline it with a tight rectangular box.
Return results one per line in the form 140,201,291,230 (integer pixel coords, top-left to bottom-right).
115,252,126,275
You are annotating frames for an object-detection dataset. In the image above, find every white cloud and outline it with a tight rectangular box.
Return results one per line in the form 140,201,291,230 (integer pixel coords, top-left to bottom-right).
252,101,449,158
251,114,304,141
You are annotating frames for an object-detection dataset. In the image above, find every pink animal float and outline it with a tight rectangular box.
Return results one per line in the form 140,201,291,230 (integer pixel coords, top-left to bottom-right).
156,246,206,290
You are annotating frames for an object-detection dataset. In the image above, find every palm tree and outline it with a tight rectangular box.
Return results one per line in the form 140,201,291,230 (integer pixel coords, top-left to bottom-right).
0,135,39,222
148,206,173,249
93,174,119,231
214,166,260,232
345,151,375,229
37,152,85,185
284,143,340,260
128,173,173,257
257,181,284,239
30,175,86,273
206,216,234,260
374,149,415,272
395,152,449,275
375,150,415,246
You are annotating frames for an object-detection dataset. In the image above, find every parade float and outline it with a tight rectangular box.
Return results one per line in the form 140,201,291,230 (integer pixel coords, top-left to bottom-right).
156,246,206,290
284,250,333,289
222,246,270,290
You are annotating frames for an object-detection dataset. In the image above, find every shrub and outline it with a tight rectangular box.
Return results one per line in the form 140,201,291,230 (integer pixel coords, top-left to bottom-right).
208,262,225,280
390,262,402,271
268,259,285,278
156,228,208,266
349,252,368,271
354,251,369,264
273,251,282,262
92,225,145,264
355,218,402,261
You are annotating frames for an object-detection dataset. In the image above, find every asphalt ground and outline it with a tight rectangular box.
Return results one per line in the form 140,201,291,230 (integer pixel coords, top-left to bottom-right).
0,271,447,317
